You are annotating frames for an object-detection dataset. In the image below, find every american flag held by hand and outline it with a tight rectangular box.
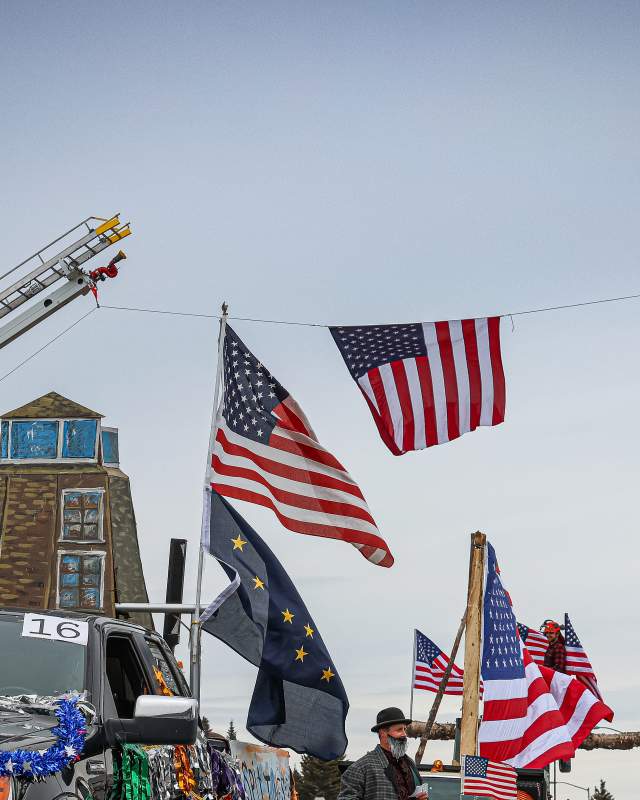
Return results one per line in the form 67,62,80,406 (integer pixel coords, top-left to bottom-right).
209,325,393,567
462,756,517,800
413,629,464,695
330,318,505,455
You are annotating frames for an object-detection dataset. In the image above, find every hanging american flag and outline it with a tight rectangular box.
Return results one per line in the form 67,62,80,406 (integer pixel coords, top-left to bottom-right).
479,542,613,768
462,756,517,800
209,325,393,567
413,629,464,695
516,623,548,666
564,614,603,700
329,317,505,455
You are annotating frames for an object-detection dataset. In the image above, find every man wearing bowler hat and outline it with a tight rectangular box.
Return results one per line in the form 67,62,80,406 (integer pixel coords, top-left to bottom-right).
338,708,428,800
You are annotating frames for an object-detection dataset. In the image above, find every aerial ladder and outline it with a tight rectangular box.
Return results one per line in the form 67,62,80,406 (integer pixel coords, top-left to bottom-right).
0,214,131,350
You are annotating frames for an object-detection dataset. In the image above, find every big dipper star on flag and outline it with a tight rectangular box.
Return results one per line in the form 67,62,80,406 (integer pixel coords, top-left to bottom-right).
209,325,393,567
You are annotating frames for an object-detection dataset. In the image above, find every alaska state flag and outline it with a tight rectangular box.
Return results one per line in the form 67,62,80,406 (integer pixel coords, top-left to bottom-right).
200,489,349,759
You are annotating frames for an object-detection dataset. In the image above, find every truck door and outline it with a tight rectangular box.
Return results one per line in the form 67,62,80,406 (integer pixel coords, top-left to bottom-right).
102,630,154,800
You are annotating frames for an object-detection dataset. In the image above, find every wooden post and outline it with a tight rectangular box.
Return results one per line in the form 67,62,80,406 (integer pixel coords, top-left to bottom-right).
414,612,466,765
459,531,486,758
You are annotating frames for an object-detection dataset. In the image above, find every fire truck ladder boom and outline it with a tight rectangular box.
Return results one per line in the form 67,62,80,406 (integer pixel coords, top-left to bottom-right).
0,215,131,350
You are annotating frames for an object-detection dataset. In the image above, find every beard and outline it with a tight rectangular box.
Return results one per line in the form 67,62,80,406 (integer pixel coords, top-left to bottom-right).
388,735,408,759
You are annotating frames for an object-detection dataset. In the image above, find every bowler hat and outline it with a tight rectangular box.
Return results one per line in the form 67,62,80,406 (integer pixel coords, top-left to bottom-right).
371,707,412,733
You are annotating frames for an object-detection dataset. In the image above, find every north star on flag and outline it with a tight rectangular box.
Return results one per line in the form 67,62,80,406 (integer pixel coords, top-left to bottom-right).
479,542,613,769
209,324,393,567
329,318,505,455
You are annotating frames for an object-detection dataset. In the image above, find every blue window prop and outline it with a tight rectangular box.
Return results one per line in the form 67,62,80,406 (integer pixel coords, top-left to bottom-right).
101,428,119,465
59,553,103,609
10,420,58,459
0,421,8,458
62,419,97,459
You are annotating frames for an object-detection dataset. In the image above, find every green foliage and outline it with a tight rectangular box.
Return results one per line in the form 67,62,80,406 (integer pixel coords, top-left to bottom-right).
590,779,614,800
297,754,346,800
201,716,213,736
227,719,237,740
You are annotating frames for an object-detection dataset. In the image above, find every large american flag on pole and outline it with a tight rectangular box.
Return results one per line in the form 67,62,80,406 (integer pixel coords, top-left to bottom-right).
479,543,613,768
209,325,393,567
329,318,505,455
462,755,517,800
564,614,603,700
413,629,464,695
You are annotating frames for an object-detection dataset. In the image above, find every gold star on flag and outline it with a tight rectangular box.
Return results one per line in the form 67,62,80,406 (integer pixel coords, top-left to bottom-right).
304,623,314,638
231,535,247,551
252,576,265,590
295,646,308,662
321,667,335,682
282,608,294,623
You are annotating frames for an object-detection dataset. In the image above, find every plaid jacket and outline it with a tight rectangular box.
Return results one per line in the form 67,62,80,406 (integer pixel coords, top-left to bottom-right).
338,745,421,800
543,634,567,673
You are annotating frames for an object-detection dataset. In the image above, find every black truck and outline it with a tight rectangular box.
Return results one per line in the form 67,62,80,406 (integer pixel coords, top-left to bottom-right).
0,607,202,800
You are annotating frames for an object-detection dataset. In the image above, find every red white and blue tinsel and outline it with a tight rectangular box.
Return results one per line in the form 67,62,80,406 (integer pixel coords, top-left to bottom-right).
0,698,86,779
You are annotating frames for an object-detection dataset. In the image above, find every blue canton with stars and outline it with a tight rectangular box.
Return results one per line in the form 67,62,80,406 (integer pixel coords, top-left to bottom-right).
481,542,524,681
564,615,582,648
463,755,491,778
222,325,289,443
329,323,427,381
416,630,443,666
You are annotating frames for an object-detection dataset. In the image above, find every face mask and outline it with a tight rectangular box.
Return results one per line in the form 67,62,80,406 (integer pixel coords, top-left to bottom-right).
388,735,408,759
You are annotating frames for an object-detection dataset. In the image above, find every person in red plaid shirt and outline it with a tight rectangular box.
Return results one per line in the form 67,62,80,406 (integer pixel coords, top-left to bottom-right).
541,619,567,673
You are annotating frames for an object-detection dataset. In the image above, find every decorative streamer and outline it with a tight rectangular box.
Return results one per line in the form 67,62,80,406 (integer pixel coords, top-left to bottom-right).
0,698,87,780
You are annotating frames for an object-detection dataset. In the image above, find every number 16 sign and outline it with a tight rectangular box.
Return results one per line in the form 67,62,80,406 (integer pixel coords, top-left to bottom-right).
22,613,89,646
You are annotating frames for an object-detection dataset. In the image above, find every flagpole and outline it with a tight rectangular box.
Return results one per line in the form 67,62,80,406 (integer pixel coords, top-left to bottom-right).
191,301,228,703
459,531,486,759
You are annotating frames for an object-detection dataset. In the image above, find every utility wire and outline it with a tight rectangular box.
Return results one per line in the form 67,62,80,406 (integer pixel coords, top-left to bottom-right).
0,307,98,385
2,289,638,386
100,290,640,327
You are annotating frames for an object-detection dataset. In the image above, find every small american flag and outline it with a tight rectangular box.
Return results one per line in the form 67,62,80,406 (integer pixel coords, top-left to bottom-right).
462,755,517,800
329,318,505,455
413,629,464,695
209,325,393,567
564,614,602,700
516,623,548,666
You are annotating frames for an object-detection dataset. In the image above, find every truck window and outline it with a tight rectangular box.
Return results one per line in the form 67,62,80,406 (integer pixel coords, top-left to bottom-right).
145,638,186,697
105,635,151,718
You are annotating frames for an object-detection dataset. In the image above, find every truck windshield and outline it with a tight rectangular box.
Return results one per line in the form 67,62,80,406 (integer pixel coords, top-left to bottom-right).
0,615,86,697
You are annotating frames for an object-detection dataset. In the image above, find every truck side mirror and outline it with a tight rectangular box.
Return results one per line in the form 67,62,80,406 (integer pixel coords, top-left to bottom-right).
104,696,199,746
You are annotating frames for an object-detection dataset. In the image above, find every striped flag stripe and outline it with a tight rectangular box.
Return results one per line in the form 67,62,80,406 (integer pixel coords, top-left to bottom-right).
462,319,482,431
449,319,471,435
213,429,371,507
213,481,393,566
216,426,363,495
212,454,378,525
415,355,438,447
421,322,449,444
403,358,426,450
435,320,460,440
488,316,506,424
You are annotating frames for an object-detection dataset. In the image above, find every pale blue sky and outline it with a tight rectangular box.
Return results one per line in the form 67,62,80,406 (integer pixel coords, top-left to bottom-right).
1,2,639,796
